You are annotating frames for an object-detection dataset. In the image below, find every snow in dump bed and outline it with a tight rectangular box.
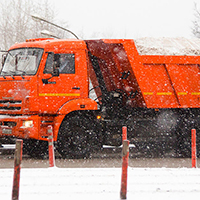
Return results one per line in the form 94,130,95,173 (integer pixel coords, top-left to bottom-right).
134,37,200,55
1,167,200,200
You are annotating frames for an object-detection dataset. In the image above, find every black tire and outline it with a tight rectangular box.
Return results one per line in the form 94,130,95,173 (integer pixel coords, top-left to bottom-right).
56,115,101,159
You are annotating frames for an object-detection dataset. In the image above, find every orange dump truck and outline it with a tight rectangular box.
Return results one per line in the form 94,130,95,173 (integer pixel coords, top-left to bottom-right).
0,38,199,158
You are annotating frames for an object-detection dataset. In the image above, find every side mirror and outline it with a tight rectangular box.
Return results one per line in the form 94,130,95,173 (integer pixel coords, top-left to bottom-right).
42,52,60,84
47,52,60,77
52,53,60,77
52,67,59,77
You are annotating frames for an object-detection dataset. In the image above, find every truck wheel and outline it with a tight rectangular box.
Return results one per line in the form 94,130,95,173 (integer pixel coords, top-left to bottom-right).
56,116,99,159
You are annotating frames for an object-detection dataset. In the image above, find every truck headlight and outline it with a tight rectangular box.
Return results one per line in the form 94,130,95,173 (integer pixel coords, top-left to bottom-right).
22,120,33,128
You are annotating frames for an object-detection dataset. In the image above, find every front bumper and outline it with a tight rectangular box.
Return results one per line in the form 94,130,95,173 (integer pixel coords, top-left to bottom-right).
0,115,40,140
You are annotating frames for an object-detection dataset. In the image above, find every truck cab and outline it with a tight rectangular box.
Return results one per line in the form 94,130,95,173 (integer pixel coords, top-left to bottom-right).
0,38,98,157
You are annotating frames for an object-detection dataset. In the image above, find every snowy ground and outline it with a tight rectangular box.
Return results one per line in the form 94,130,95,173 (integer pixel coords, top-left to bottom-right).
1,166,200,200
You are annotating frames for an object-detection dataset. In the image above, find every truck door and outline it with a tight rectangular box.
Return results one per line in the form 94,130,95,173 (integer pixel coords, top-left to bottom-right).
38,51,88,113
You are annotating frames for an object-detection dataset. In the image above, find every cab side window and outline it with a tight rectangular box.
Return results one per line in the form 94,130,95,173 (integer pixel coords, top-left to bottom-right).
59,54,75,74
44,53,75,74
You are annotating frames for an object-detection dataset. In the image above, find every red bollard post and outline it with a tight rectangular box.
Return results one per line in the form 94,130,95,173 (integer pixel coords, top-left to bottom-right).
120,140,129,199
47,125,55,167
191,129,197,168
122,126,127,141
12,139,23,200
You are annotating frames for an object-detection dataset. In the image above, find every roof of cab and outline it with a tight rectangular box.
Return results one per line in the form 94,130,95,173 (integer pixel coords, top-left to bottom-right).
8,38,87,51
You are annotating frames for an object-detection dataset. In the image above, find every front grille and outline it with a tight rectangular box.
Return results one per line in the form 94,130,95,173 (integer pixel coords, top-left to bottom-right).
0,100,22,111
2,121,17,127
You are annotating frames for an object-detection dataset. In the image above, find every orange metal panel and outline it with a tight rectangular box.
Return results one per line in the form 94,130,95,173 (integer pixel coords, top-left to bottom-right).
10,39,87,51
141,55,200,65
134,64,180,108
121,40,200,108
165,64,200,108
121,40,178,108
89,39,200,108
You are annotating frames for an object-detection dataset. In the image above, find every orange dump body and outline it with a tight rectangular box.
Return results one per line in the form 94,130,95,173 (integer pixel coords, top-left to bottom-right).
86,39,200,108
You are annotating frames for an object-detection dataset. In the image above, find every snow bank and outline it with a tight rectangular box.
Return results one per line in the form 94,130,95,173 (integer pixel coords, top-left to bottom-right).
135,37,200,55
1,167,200,200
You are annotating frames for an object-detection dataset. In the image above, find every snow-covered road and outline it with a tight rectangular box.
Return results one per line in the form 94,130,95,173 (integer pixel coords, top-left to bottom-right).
1,167,200,200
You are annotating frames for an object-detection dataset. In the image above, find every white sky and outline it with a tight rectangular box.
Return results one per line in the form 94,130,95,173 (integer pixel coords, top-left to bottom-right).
49,0,200,39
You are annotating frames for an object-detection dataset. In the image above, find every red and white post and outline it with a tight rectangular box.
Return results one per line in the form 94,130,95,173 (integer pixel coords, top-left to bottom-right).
12,139,23,200
122,126,127,141
120,126,129,199
191,129,197,168
47,125,55,167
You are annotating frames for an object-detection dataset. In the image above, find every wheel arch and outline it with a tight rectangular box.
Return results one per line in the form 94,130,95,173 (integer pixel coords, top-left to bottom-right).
54,98,98,141
57,98,98,115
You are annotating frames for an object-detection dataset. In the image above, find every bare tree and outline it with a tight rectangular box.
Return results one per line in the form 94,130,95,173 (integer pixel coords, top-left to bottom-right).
192,3,200,38
0,0,68,50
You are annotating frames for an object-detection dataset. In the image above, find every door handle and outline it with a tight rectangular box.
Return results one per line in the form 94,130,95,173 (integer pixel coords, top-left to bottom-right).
42,79,56,84
72,87,80,90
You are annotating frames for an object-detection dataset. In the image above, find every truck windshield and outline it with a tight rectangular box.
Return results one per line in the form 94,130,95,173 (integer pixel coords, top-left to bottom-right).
0,48,43,76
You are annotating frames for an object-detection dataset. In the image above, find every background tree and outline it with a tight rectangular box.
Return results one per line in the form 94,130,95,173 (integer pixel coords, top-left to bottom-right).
192,3,200,38
0,0,68,50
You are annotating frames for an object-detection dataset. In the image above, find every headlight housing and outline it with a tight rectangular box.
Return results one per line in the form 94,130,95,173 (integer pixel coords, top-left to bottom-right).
22,120,33,128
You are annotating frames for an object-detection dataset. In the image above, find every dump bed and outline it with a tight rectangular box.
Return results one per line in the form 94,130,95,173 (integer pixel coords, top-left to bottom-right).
86,39,200,108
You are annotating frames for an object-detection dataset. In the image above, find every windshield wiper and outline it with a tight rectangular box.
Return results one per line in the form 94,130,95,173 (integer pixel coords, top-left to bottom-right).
15,70,25,79
2,70,26,79
0,71,6,79
1,71,15,79
1,75,6,79
20,74,25,79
